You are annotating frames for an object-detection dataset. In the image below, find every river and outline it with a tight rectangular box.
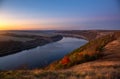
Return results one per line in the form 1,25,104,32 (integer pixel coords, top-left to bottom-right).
0,37,87,70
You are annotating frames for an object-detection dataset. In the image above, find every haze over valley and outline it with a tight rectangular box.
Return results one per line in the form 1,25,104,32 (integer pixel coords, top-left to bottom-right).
0,0,120,79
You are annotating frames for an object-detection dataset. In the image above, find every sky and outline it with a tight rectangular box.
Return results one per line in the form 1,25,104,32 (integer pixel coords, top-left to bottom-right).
0,0,120,30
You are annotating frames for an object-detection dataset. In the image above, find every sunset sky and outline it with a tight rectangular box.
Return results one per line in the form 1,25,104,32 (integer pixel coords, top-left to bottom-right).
0,0,120,30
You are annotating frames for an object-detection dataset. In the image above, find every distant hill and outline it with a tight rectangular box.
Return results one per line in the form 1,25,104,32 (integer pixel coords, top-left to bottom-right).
57,30,118,40
0,30,120,79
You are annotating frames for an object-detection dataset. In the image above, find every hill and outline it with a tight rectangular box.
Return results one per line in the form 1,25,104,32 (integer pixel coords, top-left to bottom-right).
0,31,120,79
0,32,63,57
46,34,115,70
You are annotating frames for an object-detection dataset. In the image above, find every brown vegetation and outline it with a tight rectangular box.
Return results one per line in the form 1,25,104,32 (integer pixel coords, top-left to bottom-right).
0,31,120,79
47,33,115,70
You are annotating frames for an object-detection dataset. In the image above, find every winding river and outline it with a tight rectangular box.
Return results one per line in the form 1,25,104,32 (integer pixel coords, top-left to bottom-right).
0,37,87,70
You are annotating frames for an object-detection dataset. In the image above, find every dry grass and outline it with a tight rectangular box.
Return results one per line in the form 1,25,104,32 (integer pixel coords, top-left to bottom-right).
0,32,120,79
0,66,120,79
46,34,115,70
64,36,120,79
0,35,33,42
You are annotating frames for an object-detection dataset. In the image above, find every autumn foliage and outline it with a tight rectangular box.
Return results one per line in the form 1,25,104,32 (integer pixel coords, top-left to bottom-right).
61,56,70,65
47,34,116,70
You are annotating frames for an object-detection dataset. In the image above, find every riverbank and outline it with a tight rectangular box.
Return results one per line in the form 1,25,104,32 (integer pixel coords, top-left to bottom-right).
0,37,87,70
0,30,120,79
0,32,63,57
46,33,116,70
57,30,116,41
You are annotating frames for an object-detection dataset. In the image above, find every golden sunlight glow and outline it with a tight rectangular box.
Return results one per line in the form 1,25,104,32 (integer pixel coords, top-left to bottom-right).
0,20,10,30
0,12,55,30
0,18,58,30
0,12,77,30
0,19,18,30
0,14,60,30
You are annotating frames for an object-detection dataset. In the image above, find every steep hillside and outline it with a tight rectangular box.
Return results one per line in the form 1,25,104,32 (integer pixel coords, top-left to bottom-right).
0,32,120,79
64,33,120,79
46,33,115,70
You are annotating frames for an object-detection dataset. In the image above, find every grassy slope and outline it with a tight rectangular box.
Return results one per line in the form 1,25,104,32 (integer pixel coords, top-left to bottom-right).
46,33,115,70
0,32,120,79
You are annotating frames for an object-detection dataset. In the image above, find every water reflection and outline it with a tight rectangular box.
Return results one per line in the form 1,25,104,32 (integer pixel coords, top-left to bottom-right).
0,37,87,70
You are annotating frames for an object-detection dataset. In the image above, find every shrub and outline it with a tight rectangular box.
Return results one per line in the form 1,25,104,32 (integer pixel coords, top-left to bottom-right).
47,34,115,70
